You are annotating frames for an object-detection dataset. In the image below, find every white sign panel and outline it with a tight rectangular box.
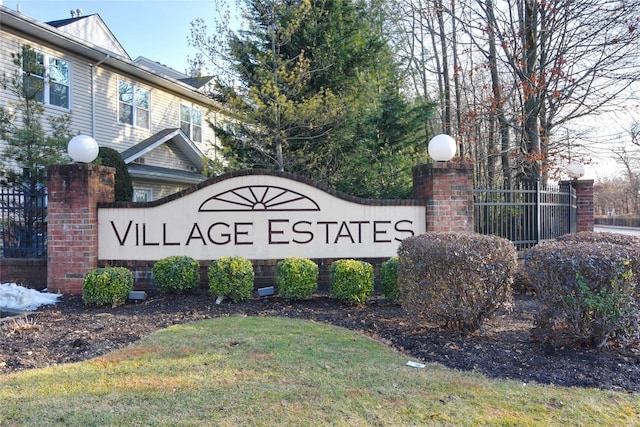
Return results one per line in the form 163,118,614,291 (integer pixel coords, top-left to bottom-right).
98,173,425,260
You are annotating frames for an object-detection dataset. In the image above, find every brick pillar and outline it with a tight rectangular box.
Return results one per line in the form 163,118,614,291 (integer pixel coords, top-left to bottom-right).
562,179,594,233
47,164,115,294
412,163,474,232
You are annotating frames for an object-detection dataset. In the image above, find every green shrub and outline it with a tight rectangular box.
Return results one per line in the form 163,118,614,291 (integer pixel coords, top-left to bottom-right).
524,241,640,347
276,257,318,301
82,267,133,306
329,259,374,305
152,255,201,293
397,232,516,333
381,257,399,302
208,256,254,303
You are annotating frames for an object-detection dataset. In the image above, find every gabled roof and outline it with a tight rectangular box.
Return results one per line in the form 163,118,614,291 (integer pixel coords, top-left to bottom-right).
133,56,188,80
179,75,215,90
120,128,204,173
46,14,129,59
133,56,216,91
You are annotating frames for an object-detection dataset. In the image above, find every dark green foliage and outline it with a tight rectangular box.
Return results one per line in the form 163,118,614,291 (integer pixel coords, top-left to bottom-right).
152,255,201,293
397,232,517,333
524,241,640,347
332,90,433,199
329,259,374,305
381,257,399,303
208,256,254,303
276,257,318,301
82,267,133,306
96,147,133,202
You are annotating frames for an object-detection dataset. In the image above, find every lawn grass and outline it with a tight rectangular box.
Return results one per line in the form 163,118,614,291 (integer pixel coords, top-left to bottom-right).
1,316,638,426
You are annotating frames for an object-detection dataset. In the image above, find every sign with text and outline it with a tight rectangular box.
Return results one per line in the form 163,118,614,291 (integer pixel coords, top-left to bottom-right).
98,173,425,260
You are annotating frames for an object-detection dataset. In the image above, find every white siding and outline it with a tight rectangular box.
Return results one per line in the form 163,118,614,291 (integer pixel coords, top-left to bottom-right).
132,178,191,201
141,141,195,171
2,24,219,159
0,26,93,147
92,66,218,155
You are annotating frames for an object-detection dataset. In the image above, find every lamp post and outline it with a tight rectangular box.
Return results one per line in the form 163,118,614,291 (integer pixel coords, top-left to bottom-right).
428,134,457,162
67,135,99,163
566,161,585,180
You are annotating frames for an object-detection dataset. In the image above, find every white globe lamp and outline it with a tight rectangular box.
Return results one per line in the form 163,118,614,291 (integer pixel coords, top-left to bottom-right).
428,134,457,162
68,135,99,163
566,161,585,179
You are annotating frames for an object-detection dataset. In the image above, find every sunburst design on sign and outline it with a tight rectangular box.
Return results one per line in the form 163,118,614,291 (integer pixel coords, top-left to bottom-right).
199,185,320,212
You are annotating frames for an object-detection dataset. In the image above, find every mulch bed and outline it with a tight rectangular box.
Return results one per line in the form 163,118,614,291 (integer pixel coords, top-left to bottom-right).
1,291,639,392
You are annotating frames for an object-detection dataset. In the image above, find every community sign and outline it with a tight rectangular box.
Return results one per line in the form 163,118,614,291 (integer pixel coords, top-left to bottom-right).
98,171,426,260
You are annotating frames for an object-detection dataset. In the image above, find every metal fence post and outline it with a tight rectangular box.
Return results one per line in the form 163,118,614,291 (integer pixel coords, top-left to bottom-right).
535,179,541,245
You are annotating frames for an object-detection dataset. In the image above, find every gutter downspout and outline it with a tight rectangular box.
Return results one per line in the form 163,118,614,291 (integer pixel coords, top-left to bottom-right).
91,54,110,139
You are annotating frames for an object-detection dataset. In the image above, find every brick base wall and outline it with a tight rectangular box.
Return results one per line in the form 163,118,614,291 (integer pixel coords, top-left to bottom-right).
28,165,595,295
0,258,47,289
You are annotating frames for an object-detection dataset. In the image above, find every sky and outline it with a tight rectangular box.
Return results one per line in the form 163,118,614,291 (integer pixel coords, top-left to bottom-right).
3,0,218,74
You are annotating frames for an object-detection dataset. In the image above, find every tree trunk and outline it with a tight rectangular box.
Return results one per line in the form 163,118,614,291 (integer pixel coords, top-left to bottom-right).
435,0,452,135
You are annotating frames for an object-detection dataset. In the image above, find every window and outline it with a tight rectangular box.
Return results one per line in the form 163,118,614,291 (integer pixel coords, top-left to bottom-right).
133,188,152,202
180,104,202,143
118,81,150,129
22,50,70,109
48,58,70,108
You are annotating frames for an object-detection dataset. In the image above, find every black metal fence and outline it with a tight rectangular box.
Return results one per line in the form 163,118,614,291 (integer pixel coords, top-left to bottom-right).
0,185,47,258
595,216,640,228
473,182,577,250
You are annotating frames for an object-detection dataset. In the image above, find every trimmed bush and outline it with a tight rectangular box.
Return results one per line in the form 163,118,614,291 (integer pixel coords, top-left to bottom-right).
276,257,318,301
82,267,133,306
524,241,640,347
556,231,640,285
329,259,374,305
152,255,201,293
397,232,516,333
381,257,399,303
557,231,640,247
208,256,254,303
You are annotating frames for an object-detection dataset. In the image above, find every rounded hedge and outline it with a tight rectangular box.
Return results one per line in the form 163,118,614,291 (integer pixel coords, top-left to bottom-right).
152,255,201,293
525,240,640,347
397,232,516,333
329,259,374,305
82,267,133,306
276,257,318,301
208,256,254,303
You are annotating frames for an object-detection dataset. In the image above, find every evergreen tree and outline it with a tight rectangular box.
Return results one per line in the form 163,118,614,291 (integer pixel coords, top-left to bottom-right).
193,0,433,198
96,147,133,202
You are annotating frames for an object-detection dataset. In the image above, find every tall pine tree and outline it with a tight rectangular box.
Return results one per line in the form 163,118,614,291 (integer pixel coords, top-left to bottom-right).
195,0,433,198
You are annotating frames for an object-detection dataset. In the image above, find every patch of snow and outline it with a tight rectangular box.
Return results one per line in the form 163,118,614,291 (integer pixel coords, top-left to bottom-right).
0,283,61,311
